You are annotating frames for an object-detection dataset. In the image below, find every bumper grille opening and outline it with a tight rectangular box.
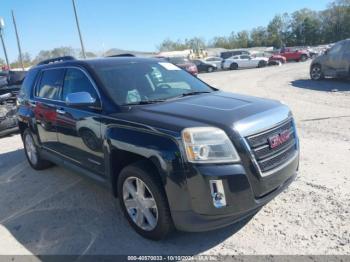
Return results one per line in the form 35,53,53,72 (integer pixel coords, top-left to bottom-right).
246,119,297,173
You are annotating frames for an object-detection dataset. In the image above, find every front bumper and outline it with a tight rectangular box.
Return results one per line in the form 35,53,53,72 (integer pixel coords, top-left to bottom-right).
171,151,299,232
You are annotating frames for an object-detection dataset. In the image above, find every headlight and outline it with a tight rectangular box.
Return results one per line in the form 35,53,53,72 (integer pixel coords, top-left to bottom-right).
182,127,240,163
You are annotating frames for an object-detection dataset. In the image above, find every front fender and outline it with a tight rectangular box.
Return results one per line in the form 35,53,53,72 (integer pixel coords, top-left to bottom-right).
104,126,191,212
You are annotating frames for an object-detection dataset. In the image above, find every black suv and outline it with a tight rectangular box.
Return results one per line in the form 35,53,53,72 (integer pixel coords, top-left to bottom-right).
17,56,299,240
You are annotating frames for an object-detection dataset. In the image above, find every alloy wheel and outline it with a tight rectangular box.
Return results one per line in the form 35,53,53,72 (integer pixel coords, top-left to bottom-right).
25,133,38,165
311,66,322,80
123,177,158,231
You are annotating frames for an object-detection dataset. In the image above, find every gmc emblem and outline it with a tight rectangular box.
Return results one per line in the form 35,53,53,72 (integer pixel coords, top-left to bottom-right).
268,130,291,149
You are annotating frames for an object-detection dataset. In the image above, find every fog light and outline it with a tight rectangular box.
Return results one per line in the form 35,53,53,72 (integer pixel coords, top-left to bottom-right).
209,180,227,208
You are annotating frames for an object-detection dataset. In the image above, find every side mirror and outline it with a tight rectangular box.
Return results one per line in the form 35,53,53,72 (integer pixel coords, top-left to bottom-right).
66,92,96,107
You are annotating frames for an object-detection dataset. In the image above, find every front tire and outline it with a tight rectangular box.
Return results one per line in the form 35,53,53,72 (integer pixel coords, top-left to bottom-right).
310,64,324,81
230,63,238,70
23,129,53,170
117,161,174,240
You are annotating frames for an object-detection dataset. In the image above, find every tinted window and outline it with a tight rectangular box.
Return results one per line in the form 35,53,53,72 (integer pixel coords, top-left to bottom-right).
328,43,342,55
345,41,350,53
62,68,98,101
19,69,38,99
240,55,250,59
37,69,65,100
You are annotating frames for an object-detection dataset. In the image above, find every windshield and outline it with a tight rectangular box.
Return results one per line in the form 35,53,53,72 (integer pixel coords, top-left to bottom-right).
93,61,213,105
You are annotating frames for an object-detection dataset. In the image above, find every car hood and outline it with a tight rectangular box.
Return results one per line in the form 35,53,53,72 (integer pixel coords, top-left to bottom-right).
312,54,326,64
113,91,291,137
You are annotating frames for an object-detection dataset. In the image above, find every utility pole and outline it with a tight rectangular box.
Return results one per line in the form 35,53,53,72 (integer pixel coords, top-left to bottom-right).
72,0,86,59
0,17,10,69
11,10,24,70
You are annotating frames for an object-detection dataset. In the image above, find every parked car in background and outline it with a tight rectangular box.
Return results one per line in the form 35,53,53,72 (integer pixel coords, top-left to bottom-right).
220,50,250,59
166,57,198,76
204,57,223,69
222,55,268,70
310,39,350,80
279,48,309,62
191,59,217,73
306,48,320,59
18,56,299,240
0,70,27,96
268,54,287,65
0,92,18,137
0,70,27,137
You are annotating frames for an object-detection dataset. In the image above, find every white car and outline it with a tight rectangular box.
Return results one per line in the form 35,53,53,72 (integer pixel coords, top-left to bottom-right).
222,55,268,70
204,57,223,69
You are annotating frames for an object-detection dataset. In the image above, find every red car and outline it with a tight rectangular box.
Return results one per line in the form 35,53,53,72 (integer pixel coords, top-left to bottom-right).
268,54,287,65
279,48,309,62
166,57,198,76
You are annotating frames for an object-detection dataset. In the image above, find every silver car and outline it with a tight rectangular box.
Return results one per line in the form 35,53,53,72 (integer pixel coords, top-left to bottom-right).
310,39,350,80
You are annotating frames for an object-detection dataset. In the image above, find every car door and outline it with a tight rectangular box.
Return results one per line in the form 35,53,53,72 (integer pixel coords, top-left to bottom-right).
330,41,348,76
55,67,104,176
239,55,251,68
323,42,344,76
34,68,65,151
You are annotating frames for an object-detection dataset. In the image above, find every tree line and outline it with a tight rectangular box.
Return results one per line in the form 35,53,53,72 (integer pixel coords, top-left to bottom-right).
158,0,350,51
7,47,97,69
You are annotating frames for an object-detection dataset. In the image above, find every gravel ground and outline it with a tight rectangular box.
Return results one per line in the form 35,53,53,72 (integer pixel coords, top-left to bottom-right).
0,61,349,256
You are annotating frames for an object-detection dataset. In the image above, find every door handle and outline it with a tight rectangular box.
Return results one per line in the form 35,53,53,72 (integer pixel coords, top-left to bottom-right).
56,108,66,115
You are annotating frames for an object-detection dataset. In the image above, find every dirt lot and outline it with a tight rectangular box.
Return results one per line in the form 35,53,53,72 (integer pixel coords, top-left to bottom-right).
0,61,349,256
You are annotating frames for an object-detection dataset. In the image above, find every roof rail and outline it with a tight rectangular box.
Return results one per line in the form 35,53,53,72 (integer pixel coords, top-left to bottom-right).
107,54,135,57
37,56,76,66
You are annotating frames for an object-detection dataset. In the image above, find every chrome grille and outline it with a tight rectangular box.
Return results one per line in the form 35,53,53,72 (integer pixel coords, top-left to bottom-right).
246,119,297,173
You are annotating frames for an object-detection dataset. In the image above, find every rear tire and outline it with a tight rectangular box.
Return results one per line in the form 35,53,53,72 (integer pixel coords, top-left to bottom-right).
207,66,214,73
300,54,307,62
23,129,53,170
258,60,266,68
117,161,174,240
230,63,238,70
310,64,324,81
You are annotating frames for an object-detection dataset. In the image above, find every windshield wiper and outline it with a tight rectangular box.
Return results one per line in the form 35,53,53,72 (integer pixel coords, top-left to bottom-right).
180,91,212,97
123,99,166,106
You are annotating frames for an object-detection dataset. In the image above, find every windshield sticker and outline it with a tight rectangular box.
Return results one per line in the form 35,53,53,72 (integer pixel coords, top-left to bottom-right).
158,62,181,70
126,89,141,103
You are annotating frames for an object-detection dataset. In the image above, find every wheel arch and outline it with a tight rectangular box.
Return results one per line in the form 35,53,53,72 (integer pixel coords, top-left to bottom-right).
311,62,323,71
104,126,185,198
230,62,238,69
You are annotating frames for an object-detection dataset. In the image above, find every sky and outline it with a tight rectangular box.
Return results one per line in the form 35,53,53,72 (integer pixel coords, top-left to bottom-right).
0,0,331,62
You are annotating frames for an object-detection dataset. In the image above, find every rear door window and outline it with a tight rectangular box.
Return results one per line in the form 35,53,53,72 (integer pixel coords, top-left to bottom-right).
19,69,38,99
36,69,65,100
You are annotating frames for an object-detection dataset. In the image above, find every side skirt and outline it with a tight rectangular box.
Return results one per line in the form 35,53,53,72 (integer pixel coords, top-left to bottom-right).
40,148,110,189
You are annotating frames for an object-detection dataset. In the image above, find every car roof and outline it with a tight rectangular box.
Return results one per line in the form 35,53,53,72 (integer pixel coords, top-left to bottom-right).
35,57,164,70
